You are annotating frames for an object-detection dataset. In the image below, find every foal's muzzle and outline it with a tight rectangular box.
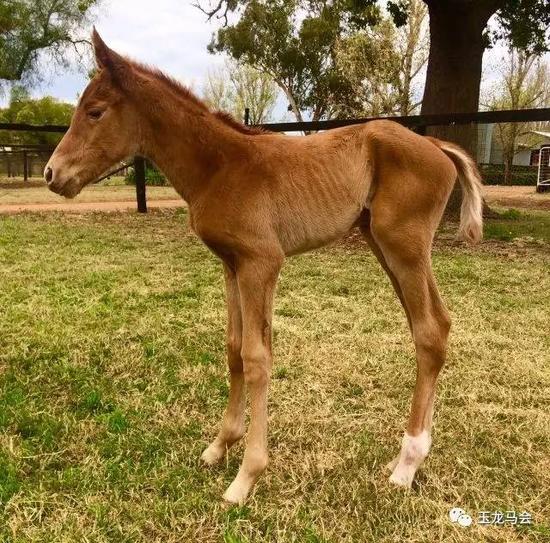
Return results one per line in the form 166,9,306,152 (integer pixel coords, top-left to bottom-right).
44,163,81,198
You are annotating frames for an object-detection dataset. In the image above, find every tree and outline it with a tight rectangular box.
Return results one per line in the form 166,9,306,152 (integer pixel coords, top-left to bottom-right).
485,49,550,184
205,0,429,122
406,0,549,214
0,86,74,145
333,0,428,117
396,0,428,115
334,19,405,117
206,0,381,123
0,0,100,92
203,62,278,123
419,0,549,150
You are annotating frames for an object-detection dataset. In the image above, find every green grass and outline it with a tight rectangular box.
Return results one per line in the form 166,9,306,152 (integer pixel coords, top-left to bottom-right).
0,210,549,542
483,209,550,243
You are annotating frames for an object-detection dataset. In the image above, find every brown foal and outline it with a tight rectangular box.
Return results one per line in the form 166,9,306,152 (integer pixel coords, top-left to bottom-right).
45,30,483,504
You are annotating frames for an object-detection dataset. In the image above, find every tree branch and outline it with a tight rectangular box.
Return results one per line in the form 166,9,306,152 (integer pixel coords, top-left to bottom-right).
193,0,229,25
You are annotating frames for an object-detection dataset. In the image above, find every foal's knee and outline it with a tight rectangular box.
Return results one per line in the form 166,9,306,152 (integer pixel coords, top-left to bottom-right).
241,345,270,386
439,306,451,335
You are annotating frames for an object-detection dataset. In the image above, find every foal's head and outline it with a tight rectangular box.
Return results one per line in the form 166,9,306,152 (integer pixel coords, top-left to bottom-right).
45,30,141,198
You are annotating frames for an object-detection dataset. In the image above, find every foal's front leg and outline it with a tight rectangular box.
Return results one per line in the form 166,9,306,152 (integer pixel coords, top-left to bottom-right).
201,265,246,465
223,255,282,505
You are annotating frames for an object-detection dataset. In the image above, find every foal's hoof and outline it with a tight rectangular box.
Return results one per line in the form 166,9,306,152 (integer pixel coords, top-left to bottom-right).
200,444,224,466
388,463,415,488
222,480,250,506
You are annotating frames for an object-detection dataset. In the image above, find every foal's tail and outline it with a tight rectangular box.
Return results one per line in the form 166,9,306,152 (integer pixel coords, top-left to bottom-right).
431,139,484,245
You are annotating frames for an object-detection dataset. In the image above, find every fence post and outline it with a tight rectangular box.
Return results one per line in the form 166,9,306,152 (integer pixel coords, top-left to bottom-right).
134,156,147,213
23,150,28,181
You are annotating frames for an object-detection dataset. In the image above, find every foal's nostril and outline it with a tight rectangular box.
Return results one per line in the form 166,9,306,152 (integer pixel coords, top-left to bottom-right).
44,167,53,184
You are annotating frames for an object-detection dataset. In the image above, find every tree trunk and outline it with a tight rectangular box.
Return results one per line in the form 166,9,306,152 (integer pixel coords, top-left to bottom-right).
503,155,513,185
421,1,497,215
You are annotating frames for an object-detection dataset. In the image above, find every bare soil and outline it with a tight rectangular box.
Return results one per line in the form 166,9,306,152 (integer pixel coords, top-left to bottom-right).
0,184,547,214
483,185,550,211
0,199,184,214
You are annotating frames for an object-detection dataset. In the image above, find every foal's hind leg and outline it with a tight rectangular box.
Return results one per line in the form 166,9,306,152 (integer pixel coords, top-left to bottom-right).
359,211,411,332
369,216,451,488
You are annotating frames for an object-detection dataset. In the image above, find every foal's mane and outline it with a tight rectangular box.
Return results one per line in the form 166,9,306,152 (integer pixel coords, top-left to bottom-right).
131,60,270,136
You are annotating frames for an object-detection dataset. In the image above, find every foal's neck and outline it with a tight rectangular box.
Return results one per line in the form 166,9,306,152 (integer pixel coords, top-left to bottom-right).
135,82,246,203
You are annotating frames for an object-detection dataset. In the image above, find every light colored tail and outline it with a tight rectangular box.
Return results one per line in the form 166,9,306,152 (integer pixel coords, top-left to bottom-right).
435,140,484,244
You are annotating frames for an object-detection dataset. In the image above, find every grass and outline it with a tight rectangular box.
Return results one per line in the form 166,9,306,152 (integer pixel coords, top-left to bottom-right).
483,208,550,243
0,177,178,205
0,209,549,542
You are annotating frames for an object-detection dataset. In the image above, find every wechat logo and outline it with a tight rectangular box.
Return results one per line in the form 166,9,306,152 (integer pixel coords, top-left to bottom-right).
449,507,473,527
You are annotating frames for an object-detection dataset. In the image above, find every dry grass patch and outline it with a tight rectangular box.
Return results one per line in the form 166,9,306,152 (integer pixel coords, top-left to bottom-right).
0,209,549,542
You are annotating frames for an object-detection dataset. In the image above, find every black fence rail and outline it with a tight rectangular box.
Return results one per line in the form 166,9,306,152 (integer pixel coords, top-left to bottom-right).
0,122,68,133
249,107,550,133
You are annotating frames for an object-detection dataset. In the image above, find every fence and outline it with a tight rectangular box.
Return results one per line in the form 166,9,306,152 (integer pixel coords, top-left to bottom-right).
249,107,550,133
2,106,550,210
0,144,54,180
539,147,550,190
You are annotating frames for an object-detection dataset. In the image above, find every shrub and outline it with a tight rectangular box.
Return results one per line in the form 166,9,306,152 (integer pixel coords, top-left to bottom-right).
125,163,167,186
480,164,537,186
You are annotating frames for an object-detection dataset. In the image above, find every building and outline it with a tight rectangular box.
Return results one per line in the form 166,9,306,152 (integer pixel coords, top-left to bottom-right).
477,125,550,166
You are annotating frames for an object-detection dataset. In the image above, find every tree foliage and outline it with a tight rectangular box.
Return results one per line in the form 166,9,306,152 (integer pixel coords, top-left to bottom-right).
202,62,278,123
334,20,403,117
207,0,381,122
203,0,550,54
492,0,550,55
201,0,550,121
390,0,550,55
0,0,100,90
206,0,429,121
334,0,427,117
0,86,74,145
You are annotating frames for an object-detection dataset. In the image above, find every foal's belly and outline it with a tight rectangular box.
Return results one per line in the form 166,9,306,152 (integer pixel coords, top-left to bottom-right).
268,143,373,255
280,212,362,255
276,181,369,255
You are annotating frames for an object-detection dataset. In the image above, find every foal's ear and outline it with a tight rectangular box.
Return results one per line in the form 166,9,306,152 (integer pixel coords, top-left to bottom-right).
91,28,132,86
92,28,112,70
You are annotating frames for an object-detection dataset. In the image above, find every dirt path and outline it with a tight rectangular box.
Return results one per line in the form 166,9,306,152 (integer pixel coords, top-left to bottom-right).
483,186,550,211
0,199,184,214
1,186,547,215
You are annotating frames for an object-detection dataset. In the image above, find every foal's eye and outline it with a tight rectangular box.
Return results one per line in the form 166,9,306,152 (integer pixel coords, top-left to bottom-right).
87,109,104,121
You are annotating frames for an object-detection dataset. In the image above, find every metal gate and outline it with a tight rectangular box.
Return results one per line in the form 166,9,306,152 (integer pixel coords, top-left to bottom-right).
537,146,550,192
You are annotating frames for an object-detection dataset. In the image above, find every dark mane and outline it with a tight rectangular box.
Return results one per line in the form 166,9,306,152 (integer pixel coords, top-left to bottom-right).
130,59,271,136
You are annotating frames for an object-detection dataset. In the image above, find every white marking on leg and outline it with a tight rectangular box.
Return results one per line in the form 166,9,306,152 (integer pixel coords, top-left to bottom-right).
389,430,431,487
200,440,226,466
